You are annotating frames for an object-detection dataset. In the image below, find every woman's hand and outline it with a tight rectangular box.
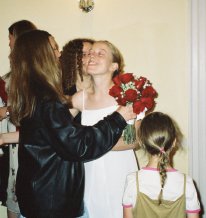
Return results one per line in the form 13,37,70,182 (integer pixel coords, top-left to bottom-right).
112,119,141,151
116,105,136,122
0,106,7,121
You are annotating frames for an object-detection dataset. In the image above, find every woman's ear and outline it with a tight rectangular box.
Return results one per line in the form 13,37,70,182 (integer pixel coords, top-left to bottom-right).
110,62,118,73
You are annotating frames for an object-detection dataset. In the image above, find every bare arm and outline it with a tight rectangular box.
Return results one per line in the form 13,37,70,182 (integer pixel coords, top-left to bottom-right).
112,119,141,151
123,207,133,218
0,131,19,146
112,137,137,151
70,91,83,115
64,94,81,117
187,213,199,218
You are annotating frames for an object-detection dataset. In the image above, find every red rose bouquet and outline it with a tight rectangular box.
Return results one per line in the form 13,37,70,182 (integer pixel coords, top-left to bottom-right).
109,73,158,144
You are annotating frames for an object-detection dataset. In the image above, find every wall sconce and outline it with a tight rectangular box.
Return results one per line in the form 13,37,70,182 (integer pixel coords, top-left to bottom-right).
79,0,94,13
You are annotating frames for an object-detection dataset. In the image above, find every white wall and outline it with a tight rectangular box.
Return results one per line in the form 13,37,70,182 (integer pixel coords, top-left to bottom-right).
0,0,190,216
190,0,206,217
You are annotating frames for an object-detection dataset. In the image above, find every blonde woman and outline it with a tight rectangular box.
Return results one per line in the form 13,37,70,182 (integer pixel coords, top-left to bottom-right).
72,40,139,218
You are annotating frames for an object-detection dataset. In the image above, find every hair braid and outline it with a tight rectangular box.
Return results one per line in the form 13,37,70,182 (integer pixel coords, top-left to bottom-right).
137,112,178,205
157,151,169,204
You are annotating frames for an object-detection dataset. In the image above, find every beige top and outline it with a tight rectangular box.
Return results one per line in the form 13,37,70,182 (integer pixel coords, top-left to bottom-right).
132,172,186,218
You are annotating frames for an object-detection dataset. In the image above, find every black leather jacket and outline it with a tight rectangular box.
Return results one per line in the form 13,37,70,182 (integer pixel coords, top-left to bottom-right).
16,100,126,218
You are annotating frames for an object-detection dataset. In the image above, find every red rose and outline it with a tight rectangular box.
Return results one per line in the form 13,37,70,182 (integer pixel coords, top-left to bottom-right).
134,77,146,90
116,96,127,106
0,78,8,104
133,100,145,114
124,89,138,102
113,75,121,86
109,85,122,97
119,73,134,84
142,86,157,97
109,74,158,113
141,97,155,110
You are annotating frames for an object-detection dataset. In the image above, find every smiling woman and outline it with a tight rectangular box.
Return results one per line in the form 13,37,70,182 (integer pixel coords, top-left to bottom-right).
72,40,139,218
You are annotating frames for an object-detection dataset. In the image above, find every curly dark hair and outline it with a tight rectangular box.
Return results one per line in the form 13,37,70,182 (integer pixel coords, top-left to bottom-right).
60,38,95,92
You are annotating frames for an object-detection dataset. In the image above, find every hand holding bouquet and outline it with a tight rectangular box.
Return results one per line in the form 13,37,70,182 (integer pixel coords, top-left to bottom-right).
109,73,158,144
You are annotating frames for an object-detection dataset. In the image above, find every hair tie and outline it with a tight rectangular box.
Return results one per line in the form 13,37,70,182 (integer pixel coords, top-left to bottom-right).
159,147,165,154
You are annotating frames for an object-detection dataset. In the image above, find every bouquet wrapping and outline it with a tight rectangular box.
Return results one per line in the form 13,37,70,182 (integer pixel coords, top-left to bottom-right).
109,73,158,144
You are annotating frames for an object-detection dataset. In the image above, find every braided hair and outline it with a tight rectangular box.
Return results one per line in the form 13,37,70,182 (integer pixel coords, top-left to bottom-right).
137,112,177,204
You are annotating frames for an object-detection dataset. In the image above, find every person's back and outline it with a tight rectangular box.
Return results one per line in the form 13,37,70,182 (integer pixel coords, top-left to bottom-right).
124,168,200,218
123,112,201,218
6,29,136,218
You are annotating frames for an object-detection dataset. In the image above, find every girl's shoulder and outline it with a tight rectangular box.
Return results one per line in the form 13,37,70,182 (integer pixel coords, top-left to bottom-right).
72,90,84,111
138,168,195,190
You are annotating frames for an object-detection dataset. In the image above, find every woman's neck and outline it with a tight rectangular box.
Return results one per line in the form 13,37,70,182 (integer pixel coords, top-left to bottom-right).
84,75,116,109
92,75,113,95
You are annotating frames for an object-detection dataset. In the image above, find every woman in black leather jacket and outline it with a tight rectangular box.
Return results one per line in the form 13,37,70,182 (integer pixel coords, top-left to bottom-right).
5,30,136,218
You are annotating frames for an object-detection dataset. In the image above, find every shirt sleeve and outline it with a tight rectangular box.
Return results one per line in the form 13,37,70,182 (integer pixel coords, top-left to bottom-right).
185,176,201,213
122,172,137,208
43,100,127,162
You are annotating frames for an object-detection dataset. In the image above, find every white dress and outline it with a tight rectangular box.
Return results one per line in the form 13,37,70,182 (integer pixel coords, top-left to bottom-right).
82,105,138,218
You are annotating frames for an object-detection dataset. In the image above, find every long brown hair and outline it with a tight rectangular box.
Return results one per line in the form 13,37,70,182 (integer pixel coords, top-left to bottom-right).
9,30,64,126
5,20,37,80
138,112,178,204
8,20,37,38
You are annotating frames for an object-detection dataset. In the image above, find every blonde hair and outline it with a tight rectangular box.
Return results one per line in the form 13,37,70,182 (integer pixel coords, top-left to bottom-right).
138,112,179,204
9,30,65,126
95,40,125,76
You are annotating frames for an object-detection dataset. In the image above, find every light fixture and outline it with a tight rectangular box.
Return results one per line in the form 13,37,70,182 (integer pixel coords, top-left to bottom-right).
79,0,94,13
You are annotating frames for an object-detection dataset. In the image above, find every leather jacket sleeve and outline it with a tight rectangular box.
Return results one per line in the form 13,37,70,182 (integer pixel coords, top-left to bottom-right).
42,100,126,162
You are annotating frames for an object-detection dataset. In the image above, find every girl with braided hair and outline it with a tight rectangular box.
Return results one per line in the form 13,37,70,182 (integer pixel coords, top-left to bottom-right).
123,112,201,218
